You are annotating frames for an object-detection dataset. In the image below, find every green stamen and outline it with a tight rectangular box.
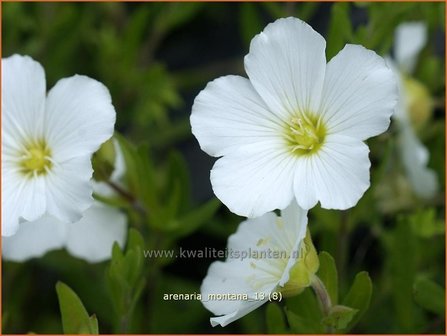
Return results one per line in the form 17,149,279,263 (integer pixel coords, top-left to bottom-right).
19,139,52,177
285,113,326,156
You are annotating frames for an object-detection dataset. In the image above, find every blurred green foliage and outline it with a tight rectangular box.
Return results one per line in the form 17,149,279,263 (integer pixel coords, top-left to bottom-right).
56,282,99,334
2,2,445,334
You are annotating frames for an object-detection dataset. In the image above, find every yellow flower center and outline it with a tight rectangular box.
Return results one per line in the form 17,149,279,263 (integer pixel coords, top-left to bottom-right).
285,113,326,155
19,140,52,177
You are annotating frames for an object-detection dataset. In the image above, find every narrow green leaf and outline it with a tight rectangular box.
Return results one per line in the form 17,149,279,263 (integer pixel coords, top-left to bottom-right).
389,216,418,331
266,303,288,333
326,3,353,59
106,229,146,332
317,251,338,304
341,271,372,332
127,228,145,251
87,315,99,335
239,3,263,47
56,282,98,334
154,3,203,34
166,151,190,213
413,277,445,316
170,198,221,239
260,2,285,19
297,3,319,21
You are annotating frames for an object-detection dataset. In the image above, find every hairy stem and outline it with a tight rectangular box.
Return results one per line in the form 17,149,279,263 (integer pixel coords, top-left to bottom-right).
311,275,334,333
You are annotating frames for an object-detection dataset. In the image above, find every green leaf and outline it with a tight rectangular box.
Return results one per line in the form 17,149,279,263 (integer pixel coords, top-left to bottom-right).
417,55,445,93
239,3,263,47
114,133,163,224
389,216,418,331
296,3,319,21
317,251,338,304
341,271,372,332
326,3,353,59
153,3,203,35
409,208,445,238
261,2,286,19
56,282,99,334
286,309,323,334
169,198,221,239
127,228,145,251
106,229,146,332
413,277,445,316
321,305,358,330
266,303,288,333
166,151,191,214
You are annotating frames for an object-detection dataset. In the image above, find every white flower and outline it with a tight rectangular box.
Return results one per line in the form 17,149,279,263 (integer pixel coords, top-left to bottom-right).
191,17,397,218
2,54,116,236
200,202,318,327
2,140,127,263
390,22,438,198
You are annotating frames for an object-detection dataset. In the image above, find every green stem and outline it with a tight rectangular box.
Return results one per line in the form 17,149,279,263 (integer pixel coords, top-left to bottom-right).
311,275,334,333
311,275,332,316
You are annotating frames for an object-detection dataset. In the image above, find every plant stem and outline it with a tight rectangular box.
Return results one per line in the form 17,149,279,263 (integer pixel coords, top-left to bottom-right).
311,275,334,333
311,275,332,317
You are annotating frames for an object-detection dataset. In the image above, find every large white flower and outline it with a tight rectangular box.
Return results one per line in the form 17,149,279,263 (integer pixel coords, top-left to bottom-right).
2,140,127,263
2,54,116,236
201,202,318,327
191,17,398,217
390,22,438,199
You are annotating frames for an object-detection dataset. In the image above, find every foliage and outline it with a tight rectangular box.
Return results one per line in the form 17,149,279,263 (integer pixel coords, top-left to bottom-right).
56,282,99,334
2,2,445,334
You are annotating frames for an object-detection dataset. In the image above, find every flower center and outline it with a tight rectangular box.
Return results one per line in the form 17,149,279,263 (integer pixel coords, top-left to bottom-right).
285,114,326,155
19,140,52,177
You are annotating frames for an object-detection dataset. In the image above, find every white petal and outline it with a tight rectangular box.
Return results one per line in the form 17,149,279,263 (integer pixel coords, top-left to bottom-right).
319,44,397,140
226,212,277,252
227,202,308,288
201,203,309,327
92,181,116,198
210,142,296,217
191,75,282,157
227,204,307,262
245,17,326,119
44,75,116,161
399,123,438,199
111,138,125,182
294,135,370,210
201,260,273,327
280,200,308,234
394,22,427,73
2,54,46,146
65,203,127,263
209,299,267,327
2,167,47,236
2,215,67,261
45,156,93,223
385,57,407,122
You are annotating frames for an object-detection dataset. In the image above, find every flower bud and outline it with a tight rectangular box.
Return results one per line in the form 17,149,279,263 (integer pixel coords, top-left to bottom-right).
281,229,319,297
92,138,117,181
